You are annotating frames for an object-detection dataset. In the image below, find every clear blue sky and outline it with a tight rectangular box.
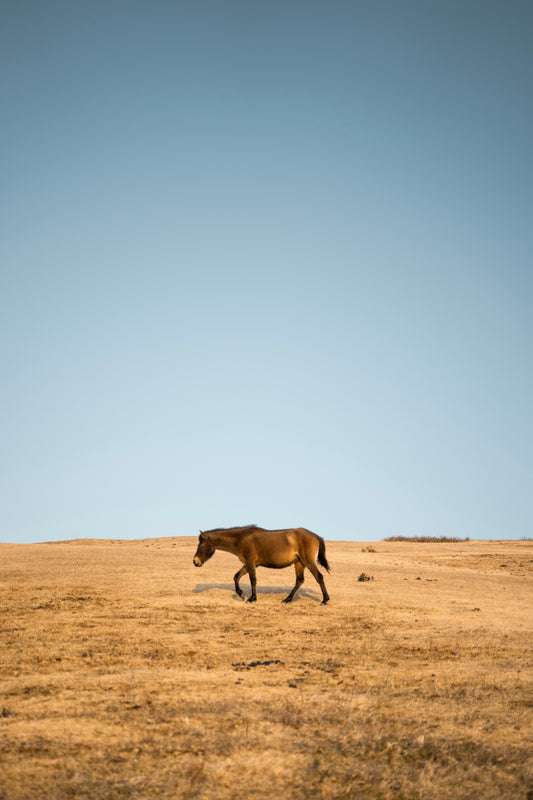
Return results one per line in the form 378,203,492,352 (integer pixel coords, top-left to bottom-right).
1,1,532,543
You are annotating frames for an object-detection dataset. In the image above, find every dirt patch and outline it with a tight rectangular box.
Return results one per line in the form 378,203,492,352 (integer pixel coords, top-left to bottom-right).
414,553,532,574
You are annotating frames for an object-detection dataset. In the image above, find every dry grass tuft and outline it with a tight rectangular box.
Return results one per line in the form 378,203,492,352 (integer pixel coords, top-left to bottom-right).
384,536,470,543
0,537,531,799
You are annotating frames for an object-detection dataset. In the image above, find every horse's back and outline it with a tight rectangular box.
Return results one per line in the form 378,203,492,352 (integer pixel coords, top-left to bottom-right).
242,527,320,566
244,528,294,560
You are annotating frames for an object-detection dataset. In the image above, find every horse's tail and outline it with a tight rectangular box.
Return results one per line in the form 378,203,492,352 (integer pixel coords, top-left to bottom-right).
317,536,331,573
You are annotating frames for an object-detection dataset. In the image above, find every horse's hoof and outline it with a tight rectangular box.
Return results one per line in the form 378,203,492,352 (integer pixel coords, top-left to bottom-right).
246,597,257,603
281,598,292,604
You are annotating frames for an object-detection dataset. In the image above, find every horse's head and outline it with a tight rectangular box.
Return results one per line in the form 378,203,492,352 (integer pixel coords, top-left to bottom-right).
193,531,215,567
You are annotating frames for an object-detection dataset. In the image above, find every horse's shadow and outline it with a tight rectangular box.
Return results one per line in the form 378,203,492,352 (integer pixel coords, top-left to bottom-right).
193,583,321,603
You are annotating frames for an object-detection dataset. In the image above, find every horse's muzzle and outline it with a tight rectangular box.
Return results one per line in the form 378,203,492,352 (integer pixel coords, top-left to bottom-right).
193,557,202,567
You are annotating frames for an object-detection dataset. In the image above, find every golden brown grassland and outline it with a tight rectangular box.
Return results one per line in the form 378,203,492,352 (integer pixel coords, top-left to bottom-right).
0,537,532,799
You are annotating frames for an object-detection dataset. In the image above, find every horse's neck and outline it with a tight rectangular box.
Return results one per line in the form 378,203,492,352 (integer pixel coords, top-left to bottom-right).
210,531,239,554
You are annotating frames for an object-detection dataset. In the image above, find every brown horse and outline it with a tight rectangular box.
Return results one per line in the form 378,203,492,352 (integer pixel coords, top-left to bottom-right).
193,525,330,604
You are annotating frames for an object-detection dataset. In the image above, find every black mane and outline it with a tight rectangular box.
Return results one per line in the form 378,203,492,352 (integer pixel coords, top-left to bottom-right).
203,524,260,535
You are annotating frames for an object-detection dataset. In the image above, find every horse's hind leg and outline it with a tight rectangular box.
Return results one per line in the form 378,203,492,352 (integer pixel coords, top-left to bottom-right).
234,565,248,600
247,563,257,602
282,560,305,603
306,560,329,605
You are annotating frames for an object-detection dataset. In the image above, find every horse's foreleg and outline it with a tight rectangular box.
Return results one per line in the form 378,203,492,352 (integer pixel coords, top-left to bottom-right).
282,560,305,603
233,565,248,600
246,563,257,602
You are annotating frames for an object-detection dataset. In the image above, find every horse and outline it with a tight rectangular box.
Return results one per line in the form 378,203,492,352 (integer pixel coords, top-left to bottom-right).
193,525,330,604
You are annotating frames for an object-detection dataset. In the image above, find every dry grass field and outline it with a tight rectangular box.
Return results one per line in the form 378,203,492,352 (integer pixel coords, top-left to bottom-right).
0,537,531,799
